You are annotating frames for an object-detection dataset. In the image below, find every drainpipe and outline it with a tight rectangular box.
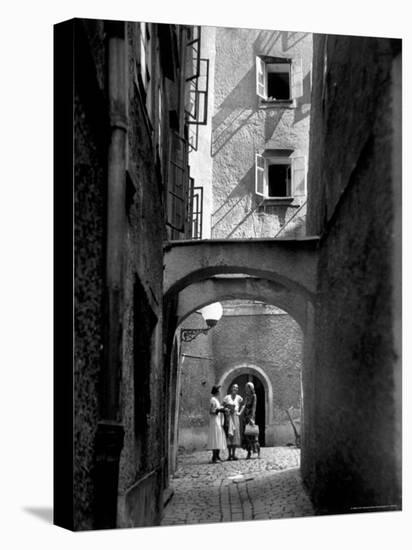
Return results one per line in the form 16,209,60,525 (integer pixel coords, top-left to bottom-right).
94,20,127,530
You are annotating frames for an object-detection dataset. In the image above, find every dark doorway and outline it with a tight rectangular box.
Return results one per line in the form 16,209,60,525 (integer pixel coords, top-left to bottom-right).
229,373,266,447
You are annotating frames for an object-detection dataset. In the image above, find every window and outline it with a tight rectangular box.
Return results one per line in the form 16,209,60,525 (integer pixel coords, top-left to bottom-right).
186,58,209,126
139,23,152,117
188,180,203,239
167,132,189,235
255,152,306,199
256,56,303,102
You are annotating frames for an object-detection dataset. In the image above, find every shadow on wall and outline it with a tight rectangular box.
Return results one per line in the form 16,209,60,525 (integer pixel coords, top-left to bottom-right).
264,110,284,141
294,71,312,125
252,30,310,56
253,29,283,52
251,30,312,127
282,31,311,52
211,68,257,157
211,166,264,236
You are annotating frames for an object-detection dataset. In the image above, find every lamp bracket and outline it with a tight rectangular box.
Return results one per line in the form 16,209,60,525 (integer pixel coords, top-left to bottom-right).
180,327,211,343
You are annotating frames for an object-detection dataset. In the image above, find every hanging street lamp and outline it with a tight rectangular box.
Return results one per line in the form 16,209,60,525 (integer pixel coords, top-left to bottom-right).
180,302,223,342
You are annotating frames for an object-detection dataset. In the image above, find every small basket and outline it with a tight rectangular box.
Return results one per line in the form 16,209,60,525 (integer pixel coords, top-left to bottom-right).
244,423,259,436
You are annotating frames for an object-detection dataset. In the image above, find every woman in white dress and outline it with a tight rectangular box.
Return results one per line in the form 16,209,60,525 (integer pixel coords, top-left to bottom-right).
223,384,243,460
207,385,227,463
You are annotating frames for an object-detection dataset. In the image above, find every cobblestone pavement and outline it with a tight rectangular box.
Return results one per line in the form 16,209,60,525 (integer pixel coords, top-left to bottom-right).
161,446,315,526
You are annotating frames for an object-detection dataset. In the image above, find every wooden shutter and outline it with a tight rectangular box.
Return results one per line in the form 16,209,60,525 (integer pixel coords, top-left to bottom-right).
140,23,147,89
256,56,266,99
291,58,303,99
292,156,306,197
255,153,265,196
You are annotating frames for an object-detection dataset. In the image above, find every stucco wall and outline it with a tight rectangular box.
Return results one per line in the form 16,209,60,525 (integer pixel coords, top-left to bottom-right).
177,311,217,450
303,34,402,512
211,29,312,238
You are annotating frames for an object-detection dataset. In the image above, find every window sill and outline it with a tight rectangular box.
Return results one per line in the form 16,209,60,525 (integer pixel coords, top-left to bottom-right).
261,196,300,206
259,98,296,109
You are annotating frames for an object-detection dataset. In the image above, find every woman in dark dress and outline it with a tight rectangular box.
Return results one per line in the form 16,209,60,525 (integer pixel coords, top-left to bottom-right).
241,382,260,459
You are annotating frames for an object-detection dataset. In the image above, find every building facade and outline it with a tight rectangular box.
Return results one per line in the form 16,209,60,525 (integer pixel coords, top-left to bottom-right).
302,33,401,513
57,18,207,530
58,19,401,530
176,28,313,454
178,301,303,451
208,28,312,238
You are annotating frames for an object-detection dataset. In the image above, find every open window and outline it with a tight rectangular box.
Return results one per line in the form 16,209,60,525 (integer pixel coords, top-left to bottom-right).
139,23,152,116
186,58,209,126
255,152,306,199
187,180,203,239
167,132,190,236
256,56,303,102
186,26,201,82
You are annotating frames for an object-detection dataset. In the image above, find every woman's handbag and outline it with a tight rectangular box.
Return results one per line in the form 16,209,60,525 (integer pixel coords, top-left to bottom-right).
244,422,259,436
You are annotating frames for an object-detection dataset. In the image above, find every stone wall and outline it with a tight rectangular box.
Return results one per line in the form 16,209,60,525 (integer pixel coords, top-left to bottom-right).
303,34,402,513
73,20,193,529
116,23,165,526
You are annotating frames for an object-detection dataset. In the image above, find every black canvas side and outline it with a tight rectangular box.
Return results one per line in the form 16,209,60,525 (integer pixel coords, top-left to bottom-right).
53,18,75,531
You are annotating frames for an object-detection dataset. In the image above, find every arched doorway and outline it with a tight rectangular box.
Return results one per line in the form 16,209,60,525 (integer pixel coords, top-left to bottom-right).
220,364,274,447
230,373,266,447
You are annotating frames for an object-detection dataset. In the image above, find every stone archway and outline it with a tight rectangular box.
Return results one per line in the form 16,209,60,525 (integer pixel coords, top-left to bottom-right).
164,238,316,468
218,364,274,446
164,238,319,301
176,277,308,332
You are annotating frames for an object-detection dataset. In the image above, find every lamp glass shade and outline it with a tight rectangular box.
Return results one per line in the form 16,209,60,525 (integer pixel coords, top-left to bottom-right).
200,302,223,325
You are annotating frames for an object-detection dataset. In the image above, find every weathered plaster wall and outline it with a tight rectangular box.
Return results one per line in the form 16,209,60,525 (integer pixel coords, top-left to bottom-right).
211,29,312,238
74,20,181,530
303,34,402,512
74,19,108,531
177,311,217,450
178,304,302,450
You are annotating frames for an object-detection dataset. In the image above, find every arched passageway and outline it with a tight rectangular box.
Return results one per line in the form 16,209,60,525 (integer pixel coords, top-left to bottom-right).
163,240,312,504
170,293,304,469
176,277,308,331
163,238,319,301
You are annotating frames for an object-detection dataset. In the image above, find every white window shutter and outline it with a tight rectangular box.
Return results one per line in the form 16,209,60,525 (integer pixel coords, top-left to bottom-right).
292,156,306,196
291,58,303,99
140,23,147,88
256,56,266,99
255,153,265,196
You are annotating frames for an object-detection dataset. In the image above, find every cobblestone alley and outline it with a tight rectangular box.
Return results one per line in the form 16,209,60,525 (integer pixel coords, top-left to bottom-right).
161,447,314,526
